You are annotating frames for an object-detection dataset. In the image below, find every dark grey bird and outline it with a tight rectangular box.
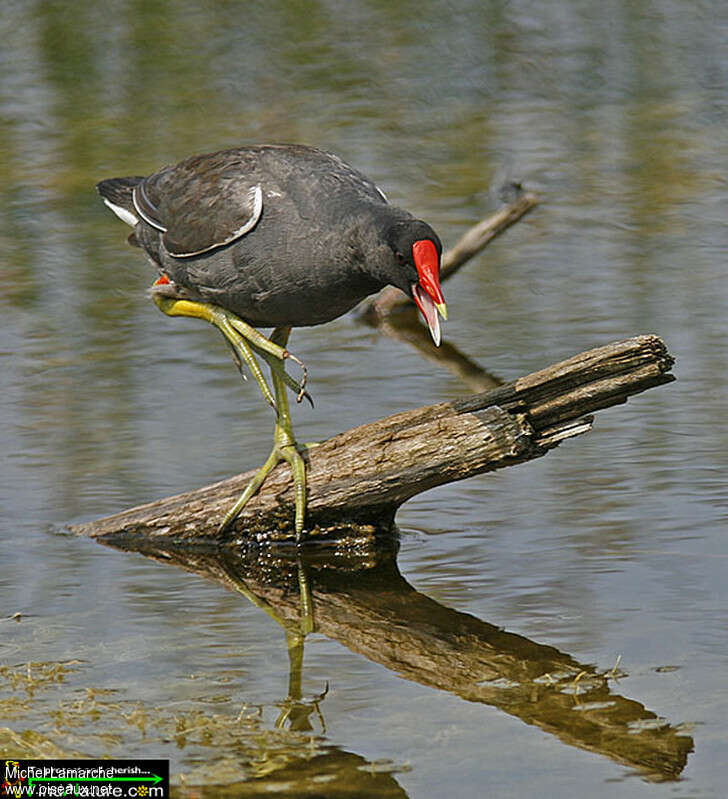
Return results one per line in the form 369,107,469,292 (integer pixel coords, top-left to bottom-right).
97,144,448,541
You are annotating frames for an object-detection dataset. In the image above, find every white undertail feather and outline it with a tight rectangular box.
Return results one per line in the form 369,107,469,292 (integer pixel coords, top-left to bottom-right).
103,198,138,227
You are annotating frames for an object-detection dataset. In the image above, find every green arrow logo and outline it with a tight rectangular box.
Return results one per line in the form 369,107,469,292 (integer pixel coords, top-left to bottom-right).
28,773,163,786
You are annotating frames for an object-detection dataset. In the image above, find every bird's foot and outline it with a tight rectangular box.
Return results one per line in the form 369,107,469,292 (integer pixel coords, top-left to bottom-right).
218,436,312,634
217,438,307,537
281,349,308,403
227,316,313,407
151,291,313,408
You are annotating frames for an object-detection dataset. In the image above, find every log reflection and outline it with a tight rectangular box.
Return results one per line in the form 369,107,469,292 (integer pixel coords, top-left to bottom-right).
104,536,693,782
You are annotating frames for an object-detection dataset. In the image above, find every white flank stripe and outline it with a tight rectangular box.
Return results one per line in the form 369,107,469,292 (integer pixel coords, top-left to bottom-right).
132,185,167,231
170,185,263,257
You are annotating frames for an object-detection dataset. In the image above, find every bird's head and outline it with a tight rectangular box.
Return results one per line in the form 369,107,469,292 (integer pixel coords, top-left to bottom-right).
386,220,448,346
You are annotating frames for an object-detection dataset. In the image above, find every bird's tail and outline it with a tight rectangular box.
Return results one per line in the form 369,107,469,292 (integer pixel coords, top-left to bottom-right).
96,176,144,227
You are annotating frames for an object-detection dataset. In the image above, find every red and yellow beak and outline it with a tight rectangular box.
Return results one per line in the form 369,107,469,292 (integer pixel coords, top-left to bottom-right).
411,239,448,346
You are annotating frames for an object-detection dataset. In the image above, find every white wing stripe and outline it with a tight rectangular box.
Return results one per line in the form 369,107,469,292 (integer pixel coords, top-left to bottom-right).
169,185,263,258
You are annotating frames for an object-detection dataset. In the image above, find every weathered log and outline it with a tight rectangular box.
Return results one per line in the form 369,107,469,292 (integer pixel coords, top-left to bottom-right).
70,335,674,546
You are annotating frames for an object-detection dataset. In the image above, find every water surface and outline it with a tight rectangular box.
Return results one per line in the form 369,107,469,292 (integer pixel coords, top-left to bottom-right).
2,1,726,796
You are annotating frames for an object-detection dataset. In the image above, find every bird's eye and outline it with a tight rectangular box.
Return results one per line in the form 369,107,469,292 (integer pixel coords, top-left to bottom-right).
396,251,406,265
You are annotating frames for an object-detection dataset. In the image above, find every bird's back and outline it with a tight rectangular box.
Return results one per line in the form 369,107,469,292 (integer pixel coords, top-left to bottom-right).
99,145,399,327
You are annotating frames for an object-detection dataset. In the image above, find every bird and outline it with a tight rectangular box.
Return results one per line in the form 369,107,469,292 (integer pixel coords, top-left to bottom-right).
97,143,448,542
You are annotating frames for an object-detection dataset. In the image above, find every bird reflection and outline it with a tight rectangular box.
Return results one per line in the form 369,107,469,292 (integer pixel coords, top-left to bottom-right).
275,630,328,734
102,534,693,784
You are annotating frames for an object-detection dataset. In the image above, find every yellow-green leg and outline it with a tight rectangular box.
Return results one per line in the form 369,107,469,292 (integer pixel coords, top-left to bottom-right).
218,325,307,538
152,294,308,532
152,292,313,631
224,325,314,633
275,629,327,731
152,294,309,408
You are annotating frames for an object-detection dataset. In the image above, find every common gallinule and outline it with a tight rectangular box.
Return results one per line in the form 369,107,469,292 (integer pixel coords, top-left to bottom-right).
97,144,447,540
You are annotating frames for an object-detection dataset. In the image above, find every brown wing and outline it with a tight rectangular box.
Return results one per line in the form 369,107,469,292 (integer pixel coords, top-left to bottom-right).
134,150,263,258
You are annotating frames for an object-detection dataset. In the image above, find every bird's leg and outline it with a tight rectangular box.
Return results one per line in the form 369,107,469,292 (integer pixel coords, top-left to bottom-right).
266,326,307,539
221,326,313,633
152,294,276,408
152,292,308,529
152,293,311,407
267,330,313,634
218,326,308,535
229,317,310,405
152,292,313,630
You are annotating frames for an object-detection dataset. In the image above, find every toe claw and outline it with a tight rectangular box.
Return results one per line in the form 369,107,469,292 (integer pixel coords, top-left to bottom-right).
298,388,314,408
284,351,308,391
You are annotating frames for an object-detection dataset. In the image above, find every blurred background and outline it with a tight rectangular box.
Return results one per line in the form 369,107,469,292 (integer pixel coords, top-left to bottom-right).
1,0,726,796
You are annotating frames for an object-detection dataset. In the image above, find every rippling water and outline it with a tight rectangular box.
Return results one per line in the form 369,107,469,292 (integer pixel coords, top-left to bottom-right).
2,1,726,796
